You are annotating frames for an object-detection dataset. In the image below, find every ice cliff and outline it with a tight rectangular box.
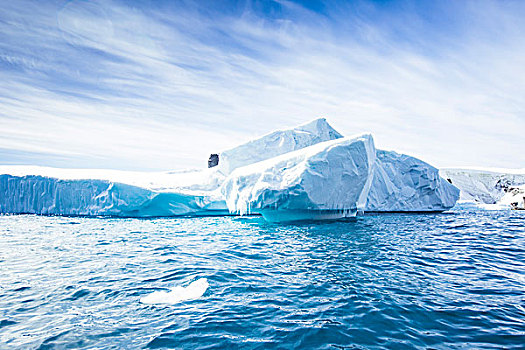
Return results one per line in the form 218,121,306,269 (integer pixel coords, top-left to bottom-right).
0,174,225,217
366,151,459,212
0,119,460,221
221,134,376,222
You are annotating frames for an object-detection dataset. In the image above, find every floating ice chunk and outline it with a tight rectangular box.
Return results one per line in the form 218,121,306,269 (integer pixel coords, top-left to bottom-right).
221,134,376,222
217,118,342,175
140,278,209,305
366,150,459,212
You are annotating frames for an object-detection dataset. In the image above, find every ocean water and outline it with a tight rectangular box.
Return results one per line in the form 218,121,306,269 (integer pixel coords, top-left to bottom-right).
0,209,523,349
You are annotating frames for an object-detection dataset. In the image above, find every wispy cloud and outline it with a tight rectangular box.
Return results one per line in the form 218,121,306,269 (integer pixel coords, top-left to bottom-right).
1,0,524,170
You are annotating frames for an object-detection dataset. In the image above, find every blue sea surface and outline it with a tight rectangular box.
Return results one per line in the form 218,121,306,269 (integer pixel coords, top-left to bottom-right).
0,209,524,349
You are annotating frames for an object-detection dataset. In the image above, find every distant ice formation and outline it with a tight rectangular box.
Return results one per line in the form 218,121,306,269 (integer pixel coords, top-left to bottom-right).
0,118,462,221
140,278,209,305
440,168,525,209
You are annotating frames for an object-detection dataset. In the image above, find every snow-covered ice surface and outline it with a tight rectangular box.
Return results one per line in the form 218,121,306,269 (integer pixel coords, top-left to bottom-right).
0,165,224,192
221,134,376,222
140,278,209,305
366,151,459,212
217,118,342,175
440,168,525,208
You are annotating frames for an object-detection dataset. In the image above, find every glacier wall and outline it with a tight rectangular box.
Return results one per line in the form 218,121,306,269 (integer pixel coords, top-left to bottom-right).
366,151,459,212
221,134,376,221
0,174,225,217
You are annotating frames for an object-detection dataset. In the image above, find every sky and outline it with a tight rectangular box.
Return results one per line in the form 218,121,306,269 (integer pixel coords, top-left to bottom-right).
1,0,524,171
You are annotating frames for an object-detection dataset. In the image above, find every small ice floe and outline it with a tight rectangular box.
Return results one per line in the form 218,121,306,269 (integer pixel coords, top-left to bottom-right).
140,278,209,305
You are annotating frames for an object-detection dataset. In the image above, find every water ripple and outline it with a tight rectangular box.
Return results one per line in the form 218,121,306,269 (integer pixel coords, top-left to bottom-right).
0,210,524,348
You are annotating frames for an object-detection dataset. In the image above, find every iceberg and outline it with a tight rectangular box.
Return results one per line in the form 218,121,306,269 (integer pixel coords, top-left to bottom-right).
0,119,461,221
365,151,459,212
221,134,376,222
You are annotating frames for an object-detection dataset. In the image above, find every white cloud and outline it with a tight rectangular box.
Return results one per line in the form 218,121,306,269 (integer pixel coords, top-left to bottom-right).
0,0,524,170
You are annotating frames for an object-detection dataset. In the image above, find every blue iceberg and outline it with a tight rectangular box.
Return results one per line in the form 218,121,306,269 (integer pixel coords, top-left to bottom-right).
0,119,459,221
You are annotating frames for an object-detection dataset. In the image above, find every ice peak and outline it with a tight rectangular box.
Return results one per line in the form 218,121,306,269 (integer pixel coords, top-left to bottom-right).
217,118,343,175
294,118,343,140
